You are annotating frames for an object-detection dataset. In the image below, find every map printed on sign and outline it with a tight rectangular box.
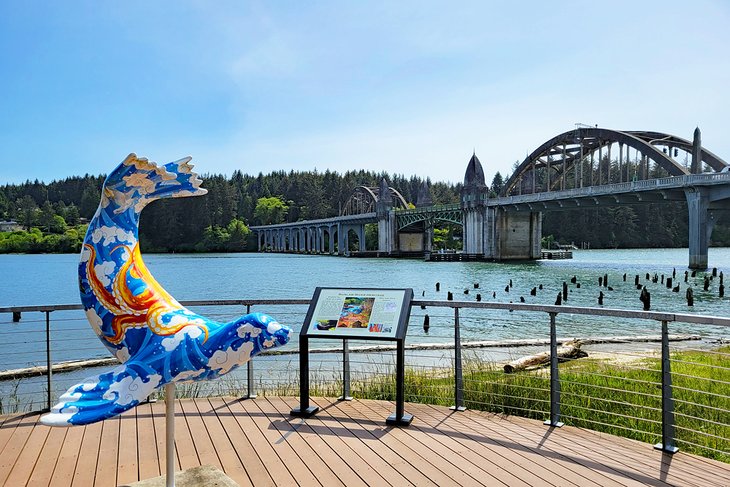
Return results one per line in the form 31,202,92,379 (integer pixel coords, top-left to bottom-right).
306,288,410,339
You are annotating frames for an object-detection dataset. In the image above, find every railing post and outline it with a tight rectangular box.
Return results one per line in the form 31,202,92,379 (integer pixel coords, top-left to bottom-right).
338,339,353,401
544,312,563,427
450,307,465,411
45,311,53,412
245,304,256,399
655,319,679,453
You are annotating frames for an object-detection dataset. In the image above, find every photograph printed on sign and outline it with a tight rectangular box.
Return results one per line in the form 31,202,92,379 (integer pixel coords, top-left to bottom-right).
336,297,374,329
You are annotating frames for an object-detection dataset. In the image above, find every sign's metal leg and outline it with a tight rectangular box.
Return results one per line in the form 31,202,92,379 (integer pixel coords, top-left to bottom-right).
386,339,413,426
291,335,319,417
338,339,353,401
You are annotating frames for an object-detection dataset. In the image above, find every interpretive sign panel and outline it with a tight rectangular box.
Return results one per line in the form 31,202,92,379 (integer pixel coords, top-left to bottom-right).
303,287,412,340
293,287,414,425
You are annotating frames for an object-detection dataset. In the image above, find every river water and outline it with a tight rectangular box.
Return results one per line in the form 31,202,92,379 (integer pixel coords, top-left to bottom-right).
1,249,729,410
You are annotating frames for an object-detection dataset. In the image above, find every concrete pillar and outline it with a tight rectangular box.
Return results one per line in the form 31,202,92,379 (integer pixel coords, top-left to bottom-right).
530,212,543,259
358,225,366,252
346,225,350,254
328,226,335,254
463,209,485,255
495,211,542,260
337,223,345,255
424,223,433,253
686,188,713,269
377,211,396,254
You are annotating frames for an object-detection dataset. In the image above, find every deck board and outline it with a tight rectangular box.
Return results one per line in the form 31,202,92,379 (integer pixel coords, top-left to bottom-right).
416,407,636,486
71,421,102,487
208,397,270,487
48,423,84,487
135,402,160,482
195,398,252,487
0,397,728,487
0,412,40,486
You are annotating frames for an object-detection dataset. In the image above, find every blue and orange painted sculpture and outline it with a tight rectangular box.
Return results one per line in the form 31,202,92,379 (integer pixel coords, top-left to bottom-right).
41,154,291,426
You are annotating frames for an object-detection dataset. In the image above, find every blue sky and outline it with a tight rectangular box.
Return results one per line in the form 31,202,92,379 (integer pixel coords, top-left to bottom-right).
1,1,728,186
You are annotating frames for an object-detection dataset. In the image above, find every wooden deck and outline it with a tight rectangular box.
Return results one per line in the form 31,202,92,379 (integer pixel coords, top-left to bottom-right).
0,397,728,487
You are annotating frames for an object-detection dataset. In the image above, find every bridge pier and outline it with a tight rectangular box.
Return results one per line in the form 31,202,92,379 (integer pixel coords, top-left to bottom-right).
495,211,542,260
685,188,714,269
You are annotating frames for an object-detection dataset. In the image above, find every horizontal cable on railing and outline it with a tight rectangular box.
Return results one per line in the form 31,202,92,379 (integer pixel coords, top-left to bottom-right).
461,403,549,417
673,425,730,443
559,379,662,400
673,438,729,457
561,403,662,424
672,399,730,415
560,414,660,438
559,391,661,412
560,370,661,387
674,411,730,429
679,348,730,358
461,379,551,393
671,385,730,400
463,391,551,404
671,372,730,387
669,358,730,372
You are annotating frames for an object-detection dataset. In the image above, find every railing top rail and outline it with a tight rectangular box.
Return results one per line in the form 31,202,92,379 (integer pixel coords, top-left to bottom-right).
0,299,312,314
411,300,730,327
2,298,729,328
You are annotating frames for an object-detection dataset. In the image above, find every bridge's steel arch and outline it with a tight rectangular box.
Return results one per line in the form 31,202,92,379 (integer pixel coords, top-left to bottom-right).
396,205,463,231
502,128,728,197
341,185,409,216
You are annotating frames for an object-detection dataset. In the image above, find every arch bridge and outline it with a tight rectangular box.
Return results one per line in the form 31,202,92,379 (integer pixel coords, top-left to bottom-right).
252,127,730,268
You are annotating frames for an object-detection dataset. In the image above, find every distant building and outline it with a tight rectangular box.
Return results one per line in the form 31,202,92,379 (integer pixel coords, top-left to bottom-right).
0,220,23,232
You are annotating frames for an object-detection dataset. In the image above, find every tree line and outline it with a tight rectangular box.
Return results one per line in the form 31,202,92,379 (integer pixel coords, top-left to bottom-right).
1,163,729,253
0,169,460,253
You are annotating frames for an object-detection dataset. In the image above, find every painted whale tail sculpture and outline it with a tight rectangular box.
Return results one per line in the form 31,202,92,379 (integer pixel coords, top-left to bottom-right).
41,154,291,427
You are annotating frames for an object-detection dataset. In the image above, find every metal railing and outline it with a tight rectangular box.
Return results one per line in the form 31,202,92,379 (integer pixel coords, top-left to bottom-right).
496,172,730,206
1,299,729,460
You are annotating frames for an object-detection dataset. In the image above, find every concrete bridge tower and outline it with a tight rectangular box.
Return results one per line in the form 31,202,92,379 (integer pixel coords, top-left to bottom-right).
461,153,488,255
376,178,396,254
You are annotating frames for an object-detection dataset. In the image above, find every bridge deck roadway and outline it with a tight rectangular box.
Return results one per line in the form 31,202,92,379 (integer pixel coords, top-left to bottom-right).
250,212,377,231
492,173,730,211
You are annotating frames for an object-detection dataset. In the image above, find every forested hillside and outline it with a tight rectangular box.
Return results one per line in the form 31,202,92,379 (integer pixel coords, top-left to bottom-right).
2,168,730,253
0,169,459,253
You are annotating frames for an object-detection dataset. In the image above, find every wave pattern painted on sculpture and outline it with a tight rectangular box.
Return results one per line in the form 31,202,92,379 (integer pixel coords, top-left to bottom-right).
41,154,291,426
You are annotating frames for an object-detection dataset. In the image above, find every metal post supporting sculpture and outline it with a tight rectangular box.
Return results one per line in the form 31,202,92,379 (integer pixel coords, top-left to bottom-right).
41,154,292,427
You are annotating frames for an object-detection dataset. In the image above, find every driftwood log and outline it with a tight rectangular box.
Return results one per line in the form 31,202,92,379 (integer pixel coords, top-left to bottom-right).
503,340,588,373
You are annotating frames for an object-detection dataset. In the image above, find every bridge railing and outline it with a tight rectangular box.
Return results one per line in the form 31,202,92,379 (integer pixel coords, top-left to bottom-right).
500,173,730,204
0,299,728,460
395,203,462,214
